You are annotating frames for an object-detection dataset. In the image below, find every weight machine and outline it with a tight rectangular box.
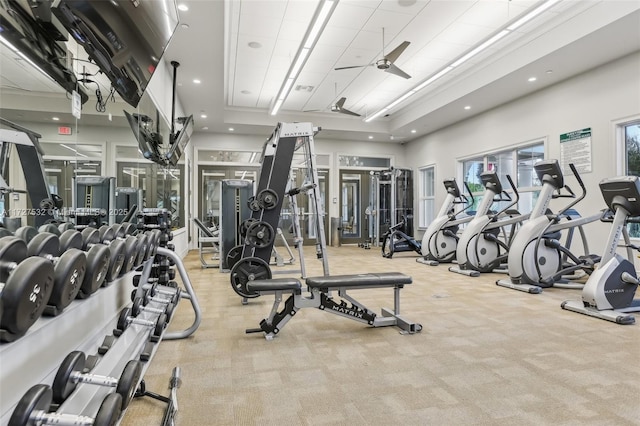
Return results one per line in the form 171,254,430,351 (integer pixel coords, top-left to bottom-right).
229,122,329,303
370,167,413,246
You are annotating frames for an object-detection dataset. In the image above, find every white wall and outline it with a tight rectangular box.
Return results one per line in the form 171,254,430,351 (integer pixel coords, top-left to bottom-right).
405,52,640,252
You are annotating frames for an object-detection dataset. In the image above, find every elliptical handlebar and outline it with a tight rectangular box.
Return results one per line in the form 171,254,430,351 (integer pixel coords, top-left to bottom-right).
490,174,519,221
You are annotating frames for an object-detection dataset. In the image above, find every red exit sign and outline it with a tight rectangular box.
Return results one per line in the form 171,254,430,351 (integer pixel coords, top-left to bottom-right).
58,126,72,135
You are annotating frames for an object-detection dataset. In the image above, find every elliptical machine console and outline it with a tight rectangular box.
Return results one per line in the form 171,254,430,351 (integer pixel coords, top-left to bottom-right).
561,175,640,324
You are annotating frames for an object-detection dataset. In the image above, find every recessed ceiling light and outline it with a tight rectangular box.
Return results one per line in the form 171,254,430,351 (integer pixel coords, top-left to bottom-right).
200,114,207,118
193,79,201,84
229,128,235,132
178,4,188,11
181,24,190,29
390,135,395,140
464,106,471,110
248,41,262,49
202,126,209,130
528,77,537,82
368,135,373,140
52,117,60,121
546,69,553,74
411,129,416,134
240,90,251,95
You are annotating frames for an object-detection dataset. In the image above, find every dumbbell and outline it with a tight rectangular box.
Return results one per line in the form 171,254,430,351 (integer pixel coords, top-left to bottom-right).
9,384,121,426
111,222,138,239
10,226,38,243
0,237,54,340
26,233,87,315
95,225,139,274
57,230,111,298
114,307,166,342
51,351,142,410
132,277,181,305
80,228,125,282
142,230,161,262
38,223,61,236
132,296,175,321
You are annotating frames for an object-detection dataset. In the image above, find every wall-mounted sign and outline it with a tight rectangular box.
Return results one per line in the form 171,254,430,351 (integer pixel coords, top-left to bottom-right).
560,128,592,174
58,126,72,135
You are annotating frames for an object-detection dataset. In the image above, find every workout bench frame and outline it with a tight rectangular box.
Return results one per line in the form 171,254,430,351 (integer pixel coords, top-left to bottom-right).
246,273,422,340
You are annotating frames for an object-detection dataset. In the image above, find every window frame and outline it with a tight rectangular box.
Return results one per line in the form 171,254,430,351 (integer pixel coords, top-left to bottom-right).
417,164,436,229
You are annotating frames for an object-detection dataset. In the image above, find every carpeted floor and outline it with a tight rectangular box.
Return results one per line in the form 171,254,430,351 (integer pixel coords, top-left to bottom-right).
122,245,640,426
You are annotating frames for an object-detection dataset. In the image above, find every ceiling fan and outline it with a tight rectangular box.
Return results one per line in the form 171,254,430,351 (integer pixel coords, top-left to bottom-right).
335,28,411,79
305,83,361,116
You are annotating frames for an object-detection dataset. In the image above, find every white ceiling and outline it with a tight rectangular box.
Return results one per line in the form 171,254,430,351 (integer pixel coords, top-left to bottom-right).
1,0,639,143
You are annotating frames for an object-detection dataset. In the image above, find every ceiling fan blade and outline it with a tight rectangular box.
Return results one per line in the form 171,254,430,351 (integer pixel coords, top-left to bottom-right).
338,108,361,117
334,97,347,108
385,63,411,79
334,64,374,71
384,41,410,63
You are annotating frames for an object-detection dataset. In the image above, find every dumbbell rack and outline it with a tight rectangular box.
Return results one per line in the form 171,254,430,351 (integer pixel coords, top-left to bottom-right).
0,246,202,424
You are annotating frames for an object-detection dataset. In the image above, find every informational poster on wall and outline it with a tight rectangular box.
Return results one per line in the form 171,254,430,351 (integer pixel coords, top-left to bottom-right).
560,128,592,174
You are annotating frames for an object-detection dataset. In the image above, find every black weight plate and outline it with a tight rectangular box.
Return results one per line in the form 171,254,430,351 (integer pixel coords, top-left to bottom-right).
8,384,52,426
0,228,11,238
120,236,139,275
239,218,257,239
14,226,38,243
131,297,144,317
154,313,167,337
80,244,110,296
59,229,83,251
98,225,115,243
245,221,275,248
52,351,85,404
1,257,54,335
0,237,28,281
94,392,122,426
226,245,244,270
229,256,271,298
257,188,279,210
117,307,131,331
135,233,149,266
116,360,143,410
105,240,125,282
247,196,261,212
49,249,86,313
38,223,61,236
27,232,60,258
81,227,100,250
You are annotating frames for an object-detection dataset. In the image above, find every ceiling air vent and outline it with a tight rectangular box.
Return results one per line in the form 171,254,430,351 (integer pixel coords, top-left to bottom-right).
295,85,314,92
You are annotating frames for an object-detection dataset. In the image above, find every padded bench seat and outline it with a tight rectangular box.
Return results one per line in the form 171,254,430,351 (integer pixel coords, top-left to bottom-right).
306,272,411,292
247,278,302,295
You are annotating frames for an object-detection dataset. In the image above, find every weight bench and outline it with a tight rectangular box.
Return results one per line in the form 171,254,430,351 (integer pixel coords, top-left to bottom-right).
193,218,219,268
246,272,422,340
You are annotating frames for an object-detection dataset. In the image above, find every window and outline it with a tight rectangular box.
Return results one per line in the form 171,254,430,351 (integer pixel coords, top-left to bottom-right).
460,142,544,214
622,119,640,237
418,166,435,228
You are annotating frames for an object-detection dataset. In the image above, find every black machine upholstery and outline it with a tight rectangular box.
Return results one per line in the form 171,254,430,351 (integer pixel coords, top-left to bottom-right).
306,272,412,291
247,278,302,294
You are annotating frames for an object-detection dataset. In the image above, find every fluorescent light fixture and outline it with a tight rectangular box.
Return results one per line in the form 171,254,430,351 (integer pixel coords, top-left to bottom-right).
52,117,60,121
60,144,89,158
0,35,55,83
450,30,509,68
229,127,235,131
507,0,561,31
270,0,338,115
249,152,258,163
363,0,562,122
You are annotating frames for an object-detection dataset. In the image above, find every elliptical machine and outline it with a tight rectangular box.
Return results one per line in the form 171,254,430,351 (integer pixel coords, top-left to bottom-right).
449,171,526,277
561,175,640,324
496,160,603,293
381,215,422,258
416,178,475,266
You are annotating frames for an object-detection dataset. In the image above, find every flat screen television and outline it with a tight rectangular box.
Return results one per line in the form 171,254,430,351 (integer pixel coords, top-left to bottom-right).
0,1,88,103
164,115,193,166
52,0,179,107
124,110,164,164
